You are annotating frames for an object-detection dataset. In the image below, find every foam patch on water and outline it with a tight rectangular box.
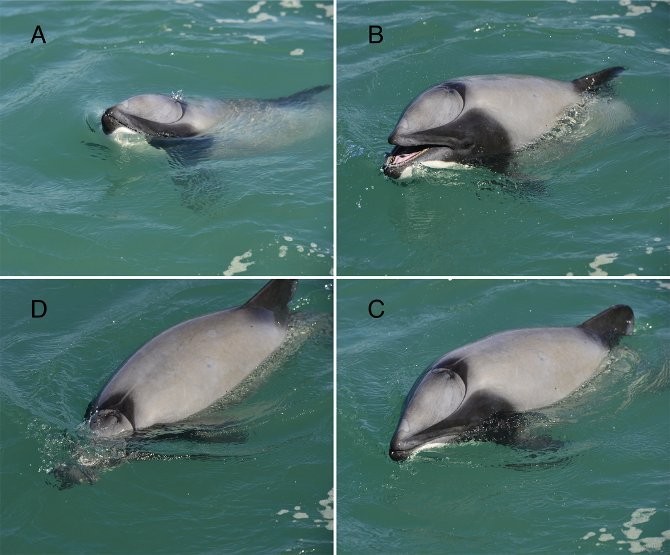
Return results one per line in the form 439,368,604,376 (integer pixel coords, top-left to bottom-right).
215,0,331,32
316,3,333,18
223,250,254,276
273,236,331,262
275,489,333,530
581,508,670,552
590,0,654,20
616,26,636,37
588,252,618,276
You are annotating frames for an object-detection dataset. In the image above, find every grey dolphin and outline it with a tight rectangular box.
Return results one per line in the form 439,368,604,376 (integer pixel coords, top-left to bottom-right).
382,67,624,178
101,85,331,157
85,279,297,438
389,305,634,461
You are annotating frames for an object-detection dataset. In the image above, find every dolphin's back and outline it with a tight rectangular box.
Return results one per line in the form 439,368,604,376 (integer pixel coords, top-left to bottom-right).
442,327,608,412
88,280,296,431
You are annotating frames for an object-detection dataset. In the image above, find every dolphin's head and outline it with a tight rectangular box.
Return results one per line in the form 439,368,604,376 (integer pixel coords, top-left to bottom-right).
382,81,513,178
389,361,467,461
101,94,200,138
382,82,470,179
87,408,134,437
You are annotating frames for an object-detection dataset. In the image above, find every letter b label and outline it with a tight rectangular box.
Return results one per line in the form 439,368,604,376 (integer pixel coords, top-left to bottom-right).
369,25,383,44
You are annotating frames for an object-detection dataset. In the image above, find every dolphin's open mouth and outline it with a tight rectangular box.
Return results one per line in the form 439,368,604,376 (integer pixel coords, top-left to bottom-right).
382,145,429,176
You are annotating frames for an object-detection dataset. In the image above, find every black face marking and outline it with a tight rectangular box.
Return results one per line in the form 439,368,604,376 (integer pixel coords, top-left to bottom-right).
389,389,516,461
101,105,199,138
383,108,513,176
85,391,136,428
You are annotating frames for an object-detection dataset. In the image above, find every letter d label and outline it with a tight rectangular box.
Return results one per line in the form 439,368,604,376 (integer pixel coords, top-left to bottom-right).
32,300,47,318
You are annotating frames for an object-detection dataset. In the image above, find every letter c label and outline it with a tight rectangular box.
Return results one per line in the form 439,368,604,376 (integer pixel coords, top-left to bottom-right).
368,299,384,318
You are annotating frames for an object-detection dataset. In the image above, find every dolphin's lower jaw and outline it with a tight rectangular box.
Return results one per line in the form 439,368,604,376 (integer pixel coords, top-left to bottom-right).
382,145,468,179
382,145,433,178
389,429,462,461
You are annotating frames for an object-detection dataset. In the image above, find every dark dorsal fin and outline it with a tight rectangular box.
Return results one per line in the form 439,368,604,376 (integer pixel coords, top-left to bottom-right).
578,304,634,348
572,66,625,93
244,280,298,326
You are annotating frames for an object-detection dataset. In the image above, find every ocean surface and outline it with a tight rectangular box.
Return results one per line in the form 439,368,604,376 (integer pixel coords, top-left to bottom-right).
0,1,333,276
0,279,333,554
337,278,669,554
337,0,669,276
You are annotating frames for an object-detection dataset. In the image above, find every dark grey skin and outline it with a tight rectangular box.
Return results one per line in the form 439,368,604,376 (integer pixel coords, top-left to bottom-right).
389,305,634,461
382,67,625,178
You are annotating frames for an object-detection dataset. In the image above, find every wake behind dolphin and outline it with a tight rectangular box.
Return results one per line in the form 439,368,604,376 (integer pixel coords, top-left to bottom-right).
389,305,634,461
101,85,331,160
382,67,625,179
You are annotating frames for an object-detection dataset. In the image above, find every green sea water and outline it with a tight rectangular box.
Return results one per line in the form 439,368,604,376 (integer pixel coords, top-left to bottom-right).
337,278,669,554
337,0,669,276
1,1,669,554
0,1,333,276
0,279,333,554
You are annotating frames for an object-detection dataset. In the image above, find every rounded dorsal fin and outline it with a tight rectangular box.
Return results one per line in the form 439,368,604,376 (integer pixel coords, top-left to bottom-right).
579,304,634,348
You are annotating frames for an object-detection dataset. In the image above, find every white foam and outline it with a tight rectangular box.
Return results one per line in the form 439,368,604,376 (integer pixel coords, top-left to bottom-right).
315,3,333,18
250,12,278,23
290,48,304,56
223,250,254,276
588,252,618,276
248,0,265,13
581,507,670,553
244,34,266,44
620,0,652,16
275,490,333,530
616,26,636,37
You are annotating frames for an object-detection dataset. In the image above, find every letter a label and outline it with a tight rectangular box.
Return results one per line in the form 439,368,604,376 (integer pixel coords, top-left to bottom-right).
31,25,46,44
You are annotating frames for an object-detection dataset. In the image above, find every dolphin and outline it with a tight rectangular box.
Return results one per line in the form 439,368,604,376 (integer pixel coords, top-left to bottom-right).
85,279,297,438
382,67,625,179
389,305,634,461
101,85,331,160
